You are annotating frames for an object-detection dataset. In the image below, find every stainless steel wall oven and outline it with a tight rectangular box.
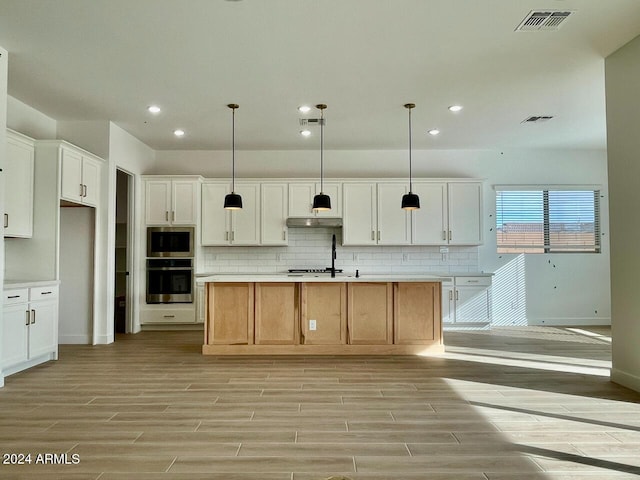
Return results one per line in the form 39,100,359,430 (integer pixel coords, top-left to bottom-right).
146,258,194,304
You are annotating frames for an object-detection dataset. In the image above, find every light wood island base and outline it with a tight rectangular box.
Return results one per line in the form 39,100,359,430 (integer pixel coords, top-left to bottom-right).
202,280,443,355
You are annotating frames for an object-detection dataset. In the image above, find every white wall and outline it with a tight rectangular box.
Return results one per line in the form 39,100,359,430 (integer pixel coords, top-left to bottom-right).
158,147,611,327
59,207,94,344
108,123,156,334
605,34,640,392
0,46,8,386
7,96,56,139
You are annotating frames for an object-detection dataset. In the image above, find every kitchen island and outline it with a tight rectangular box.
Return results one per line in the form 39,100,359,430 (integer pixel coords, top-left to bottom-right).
197,274,450,355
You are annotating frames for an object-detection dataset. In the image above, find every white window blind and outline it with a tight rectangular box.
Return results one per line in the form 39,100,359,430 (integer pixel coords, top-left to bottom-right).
495,187,601,254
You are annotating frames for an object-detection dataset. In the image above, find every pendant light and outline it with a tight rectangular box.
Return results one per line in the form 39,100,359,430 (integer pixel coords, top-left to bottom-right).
312,104,331,211
401,103,420,210
224,103,243,210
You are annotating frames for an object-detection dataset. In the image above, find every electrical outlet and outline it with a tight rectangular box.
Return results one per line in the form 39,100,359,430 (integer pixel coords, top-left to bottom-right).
309,319,317,331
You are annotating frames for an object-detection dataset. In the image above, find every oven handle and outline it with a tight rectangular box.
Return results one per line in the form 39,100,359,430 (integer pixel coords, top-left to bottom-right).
147,267,194,271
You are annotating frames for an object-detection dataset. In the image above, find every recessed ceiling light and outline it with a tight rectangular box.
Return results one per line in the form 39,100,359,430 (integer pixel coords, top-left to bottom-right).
174,129,185,137
147,105,161,114
300,129,311,137
428,129,440,136
298,105,311,114
448,105,463,112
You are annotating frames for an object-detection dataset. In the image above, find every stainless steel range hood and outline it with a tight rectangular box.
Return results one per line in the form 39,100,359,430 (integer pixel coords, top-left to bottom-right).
286,217,343,228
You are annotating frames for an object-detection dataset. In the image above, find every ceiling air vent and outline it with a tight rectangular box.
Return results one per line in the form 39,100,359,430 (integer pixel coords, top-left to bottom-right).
516,11,573,31
521,116,554,124
299,118,325,126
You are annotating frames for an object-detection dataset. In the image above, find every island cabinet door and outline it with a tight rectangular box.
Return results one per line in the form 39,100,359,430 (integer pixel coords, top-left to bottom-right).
254,283,299,345
300,283,347,345
206,283,254,345
347,283,393,344
393,282,442,345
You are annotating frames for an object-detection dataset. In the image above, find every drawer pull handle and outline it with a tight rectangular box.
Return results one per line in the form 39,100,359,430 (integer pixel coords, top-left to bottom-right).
4,213,8,228
163,315,176,318
8,295,21,299
25,311,30,325
467,280,479,283
31,309,36,324
41,291,53,295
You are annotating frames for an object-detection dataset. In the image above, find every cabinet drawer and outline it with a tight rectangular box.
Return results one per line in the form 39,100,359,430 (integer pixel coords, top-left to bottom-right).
4,288,29,305
455,276,491,287
140,308,196,324
29,285,59,301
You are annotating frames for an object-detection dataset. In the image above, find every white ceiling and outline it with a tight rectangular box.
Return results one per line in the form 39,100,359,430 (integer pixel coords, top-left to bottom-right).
1,0,639,152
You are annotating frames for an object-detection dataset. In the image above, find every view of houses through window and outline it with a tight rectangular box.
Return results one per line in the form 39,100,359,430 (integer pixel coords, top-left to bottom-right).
496,188,601,254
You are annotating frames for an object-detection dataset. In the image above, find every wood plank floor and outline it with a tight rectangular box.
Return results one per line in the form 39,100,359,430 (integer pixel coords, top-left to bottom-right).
1,326,639,479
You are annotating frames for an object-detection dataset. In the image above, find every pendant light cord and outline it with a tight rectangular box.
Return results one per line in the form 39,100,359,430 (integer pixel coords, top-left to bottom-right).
319,106,324,193
408,105,413,193
231,106,236,193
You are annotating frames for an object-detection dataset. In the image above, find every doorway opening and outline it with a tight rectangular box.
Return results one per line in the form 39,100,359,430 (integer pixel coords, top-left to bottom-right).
115,169,133,335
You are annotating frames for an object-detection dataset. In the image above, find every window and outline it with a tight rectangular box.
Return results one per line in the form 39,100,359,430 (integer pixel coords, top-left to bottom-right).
495,187,601,254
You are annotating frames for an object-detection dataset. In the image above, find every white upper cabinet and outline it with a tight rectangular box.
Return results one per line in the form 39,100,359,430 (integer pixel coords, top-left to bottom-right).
412,181,482,245
60,146,101,207
4,130,34,238
343,182,411,246
145,178,199,225
201,182,260,246
261,183,288,245
288,182,342,217
447,182,482,245
412,182,447,245
343,183,376,245
376,183,412,245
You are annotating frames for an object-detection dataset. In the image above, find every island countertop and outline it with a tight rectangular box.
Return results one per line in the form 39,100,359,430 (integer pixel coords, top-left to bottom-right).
196,273,466,283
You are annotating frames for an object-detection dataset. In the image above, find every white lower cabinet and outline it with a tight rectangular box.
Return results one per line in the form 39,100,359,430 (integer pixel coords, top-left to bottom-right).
442,276,492,329
2,284,59,376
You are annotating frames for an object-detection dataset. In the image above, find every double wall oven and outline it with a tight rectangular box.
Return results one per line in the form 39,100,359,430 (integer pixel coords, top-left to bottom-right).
146,227,194,304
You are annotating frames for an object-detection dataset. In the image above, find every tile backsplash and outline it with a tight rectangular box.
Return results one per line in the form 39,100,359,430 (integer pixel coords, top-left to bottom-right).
199,228,479,274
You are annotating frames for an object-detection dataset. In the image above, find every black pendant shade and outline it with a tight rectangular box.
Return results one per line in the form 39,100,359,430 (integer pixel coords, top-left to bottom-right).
224,103,243,210
401,191,420,210
402,103,421,210
223,192,243,210
312,193,331,211
312,104,332,212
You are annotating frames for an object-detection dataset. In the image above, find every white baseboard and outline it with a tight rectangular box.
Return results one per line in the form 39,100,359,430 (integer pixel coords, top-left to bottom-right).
93,334,113,345
527,317,611,326
58,334,92,344
611,367,640,393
